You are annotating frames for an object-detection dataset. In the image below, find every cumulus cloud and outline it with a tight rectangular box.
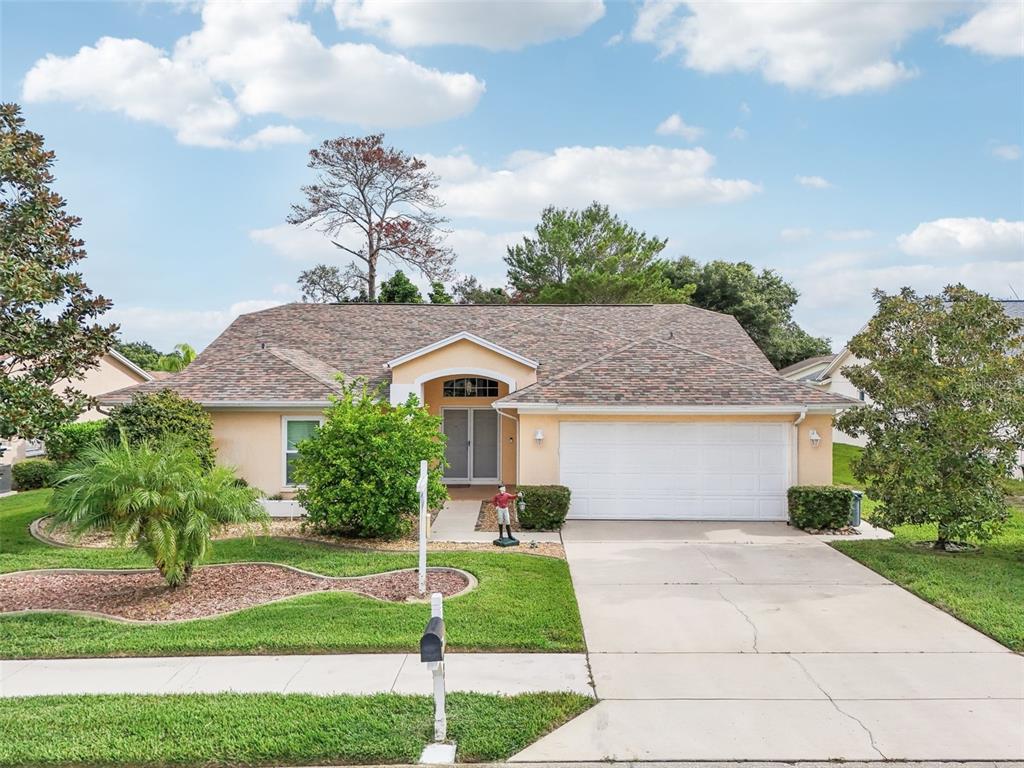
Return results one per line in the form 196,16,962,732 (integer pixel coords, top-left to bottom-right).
827,229,874,241
655,113,704,141
729,126,748,140
236,124,310,151
249,223,365,262
333,0,604,50
992,143,1022,161
897,217,1024,259
796,175,832,189
631,1,949,95
23,1,484,147
447,228,530,284
107,299,283,350
425,145,761,221
943,1,1024,58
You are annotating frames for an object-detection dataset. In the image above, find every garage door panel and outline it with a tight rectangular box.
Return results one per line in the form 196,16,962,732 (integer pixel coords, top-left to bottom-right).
561,421,789,521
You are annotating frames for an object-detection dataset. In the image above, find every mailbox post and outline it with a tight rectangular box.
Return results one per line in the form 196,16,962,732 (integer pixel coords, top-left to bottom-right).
420,592,447,743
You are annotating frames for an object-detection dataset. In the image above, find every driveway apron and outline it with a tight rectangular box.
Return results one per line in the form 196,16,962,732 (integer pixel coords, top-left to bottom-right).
512,521,1024,761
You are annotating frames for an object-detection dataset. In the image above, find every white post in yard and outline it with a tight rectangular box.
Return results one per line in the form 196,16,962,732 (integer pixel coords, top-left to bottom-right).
417,459,428,595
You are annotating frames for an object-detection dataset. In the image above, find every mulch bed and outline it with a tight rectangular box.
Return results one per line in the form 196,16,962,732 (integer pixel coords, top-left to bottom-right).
0,564,470,622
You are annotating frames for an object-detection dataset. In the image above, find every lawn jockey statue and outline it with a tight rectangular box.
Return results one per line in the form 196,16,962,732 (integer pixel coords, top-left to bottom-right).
492,485,519,547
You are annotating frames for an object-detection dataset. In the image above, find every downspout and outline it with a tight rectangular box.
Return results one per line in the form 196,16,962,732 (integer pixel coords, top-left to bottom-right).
792,407,807,487
495,407,519,487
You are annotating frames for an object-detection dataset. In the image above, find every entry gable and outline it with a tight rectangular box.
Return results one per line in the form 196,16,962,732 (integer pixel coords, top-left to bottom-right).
384,331,539,370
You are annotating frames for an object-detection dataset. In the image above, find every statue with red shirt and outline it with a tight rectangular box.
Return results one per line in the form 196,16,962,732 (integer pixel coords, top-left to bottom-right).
492,485,519,546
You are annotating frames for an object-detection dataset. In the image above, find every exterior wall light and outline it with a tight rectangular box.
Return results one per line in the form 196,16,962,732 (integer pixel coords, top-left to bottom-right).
808,428,821,448
534,428,545,444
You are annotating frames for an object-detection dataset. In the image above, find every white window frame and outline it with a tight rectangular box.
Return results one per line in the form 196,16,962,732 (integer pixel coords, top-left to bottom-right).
281,415,324,489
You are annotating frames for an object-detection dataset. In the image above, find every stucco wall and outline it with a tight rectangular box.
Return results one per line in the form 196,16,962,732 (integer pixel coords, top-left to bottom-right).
65,353,150,421
389,339,538,393
518,412,835,488
210,410,324,496
827,357,868,447
422,379,517,484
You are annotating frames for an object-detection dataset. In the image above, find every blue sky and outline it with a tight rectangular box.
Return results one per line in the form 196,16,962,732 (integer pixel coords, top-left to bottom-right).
3,0,1022,352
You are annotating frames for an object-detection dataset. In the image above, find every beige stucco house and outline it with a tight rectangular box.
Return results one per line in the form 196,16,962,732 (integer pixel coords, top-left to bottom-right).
102,303,856,521
778,351,867,446
2,349,153,464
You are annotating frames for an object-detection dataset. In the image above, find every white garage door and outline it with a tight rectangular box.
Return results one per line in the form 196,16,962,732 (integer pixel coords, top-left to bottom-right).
560,421,791,521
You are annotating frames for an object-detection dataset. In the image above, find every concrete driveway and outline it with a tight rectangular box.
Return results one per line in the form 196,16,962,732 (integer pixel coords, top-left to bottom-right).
512,521,1024,761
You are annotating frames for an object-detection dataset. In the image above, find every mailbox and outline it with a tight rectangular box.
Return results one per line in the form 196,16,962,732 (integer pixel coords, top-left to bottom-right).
420,616,445,663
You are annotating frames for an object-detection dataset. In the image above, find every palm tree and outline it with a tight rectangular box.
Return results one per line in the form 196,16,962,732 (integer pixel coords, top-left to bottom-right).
49,438,267,587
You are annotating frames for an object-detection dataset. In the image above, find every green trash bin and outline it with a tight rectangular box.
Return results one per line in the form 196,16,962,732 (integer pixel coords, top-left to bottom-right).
850,490,863,527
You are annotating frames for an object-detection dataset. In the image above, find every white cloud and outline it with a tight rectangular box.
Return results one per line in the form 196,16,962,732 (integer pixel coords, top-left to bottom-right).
631,1,949,95
796,175,832,189
426,145,761,221
447,228,529,284
108,299,283,350
23,1,484,147
655,113,704,141
606,32,625,46
897,217,1024,260
992,143,1022,160
249,223,364,262
739,101,751,118
334,0,605,50
729,126,748,140
780,227,812,242
943,1,1024,58
827,229,874,241
236,124,310,151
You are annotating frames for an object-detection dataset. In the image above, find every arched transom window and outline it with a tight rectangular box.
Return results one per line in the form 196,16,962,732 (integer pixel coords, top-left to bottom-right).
442,377,499,398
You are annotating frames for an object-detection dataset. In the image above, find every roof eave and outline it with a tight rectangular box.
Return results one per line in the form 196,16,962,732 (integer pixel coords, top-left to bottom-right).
384,331,539,370
493,402,852,415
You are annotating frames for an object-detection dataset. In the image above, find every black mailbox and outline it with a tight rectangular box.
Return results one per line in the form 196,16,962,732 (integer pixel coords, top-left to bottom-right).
420,616,445,662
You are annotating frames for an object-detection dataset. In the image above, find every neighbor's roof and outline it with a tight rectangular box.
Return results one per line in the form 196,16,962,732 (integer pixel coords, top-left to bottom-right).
777,353,837,382
101,303,857,410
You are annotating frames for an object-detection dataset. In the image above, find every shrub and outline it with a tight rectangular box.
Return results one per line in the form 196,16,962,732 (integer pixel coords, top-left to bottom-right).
295,379,447,539
517,485,571,530
49,439,266,586
104,390,216,471
45,420,106,465
12,458,57,490
788,485,853,530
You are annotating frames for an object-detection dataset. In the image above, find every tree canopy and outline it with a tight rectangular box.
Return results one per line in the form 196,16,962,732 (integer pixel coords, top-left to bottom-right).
377,270,422,303
835,285,1024,549
289,134,454,301
428,281,453,304
115,341,196,372
664,257,830,369
453,275,510,305
0,103,117,441
505,203,690,305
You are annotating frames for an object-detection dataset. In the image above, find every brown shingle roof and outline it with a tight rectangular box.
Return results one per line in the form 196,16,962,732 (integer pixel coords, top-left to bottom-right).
101,303,854,409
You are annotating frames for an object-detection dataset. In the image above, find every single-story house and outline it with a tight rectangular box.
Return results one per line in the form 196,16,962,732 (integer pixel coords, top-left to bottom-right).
2,349,153,465
102,303,857,521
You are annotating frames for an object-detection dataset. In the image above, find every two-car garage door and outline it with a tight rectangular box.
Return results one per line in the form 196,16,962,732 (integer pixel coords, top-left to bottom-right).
559,421,791,521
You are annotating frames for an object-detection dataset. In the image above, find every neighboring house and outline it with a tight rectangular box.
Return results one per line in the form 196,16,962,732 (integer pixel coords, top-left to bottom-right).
783,300,1024,469
102,303,856,521
1,349,153,464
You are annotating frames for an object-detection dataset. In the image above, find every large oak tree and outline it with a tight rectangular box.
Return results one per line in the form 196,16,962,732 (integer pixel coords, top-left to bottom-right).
289,134,454,301
0,103,117,441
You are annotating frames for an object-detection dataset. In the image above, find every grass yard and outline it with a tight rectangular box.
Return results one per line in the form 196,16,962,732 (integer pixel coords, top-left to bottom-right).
0,490,584,658
830,444,1024,652
0,691,594,765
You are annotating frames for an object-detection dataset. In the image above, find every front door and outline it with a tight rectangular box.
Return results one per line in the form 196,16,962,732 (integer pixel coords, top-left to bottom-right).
442,408,499,483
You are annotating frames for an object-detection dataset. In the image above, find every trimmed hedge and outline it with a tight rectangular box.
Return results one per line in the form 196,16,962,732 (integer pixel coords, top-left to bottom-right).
12,459,57,490
787,485,854,530
104,390,216,471
517,485,571,530
45,420,107,465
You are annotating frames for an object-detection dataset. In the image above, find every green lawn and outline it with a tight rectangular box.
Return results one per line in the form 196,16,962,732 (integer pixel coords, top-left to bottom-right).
0,691,594,765
0,491,584,658
830,444,1024,652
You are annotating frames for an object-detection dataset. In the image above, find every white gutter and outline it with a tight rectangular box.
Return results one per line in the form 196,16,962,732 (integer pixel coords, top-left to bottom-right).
501,403,842,415
791,407,807,486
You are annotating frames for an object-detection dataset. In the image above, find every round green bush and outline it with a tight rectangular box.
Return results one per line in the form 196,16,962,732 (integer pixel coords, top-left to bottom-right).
103,390,216,471
517,485,571,530
12,458,57,490
45,420,107,465
787,485,853,530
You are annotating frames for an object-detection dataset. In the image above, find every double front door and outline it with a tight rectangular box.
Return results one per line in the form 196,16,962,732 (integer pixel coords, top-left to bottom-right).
442,408,499,483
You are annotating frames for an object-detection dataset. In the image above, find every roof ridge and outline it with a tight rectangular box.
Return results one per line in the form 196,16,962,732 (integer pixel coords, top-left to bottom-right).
527,336,650,388
266,347,344,392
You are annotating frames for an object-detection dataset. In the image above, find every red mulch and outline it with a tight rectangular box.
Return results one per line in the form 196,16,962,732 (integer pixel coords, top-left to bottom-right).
0,564,469,622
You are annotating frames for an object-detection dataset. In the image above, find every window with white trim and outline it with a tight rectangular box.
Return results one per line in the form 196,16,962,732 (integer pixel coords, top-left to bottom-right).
442,377,499,398
283,418,321,486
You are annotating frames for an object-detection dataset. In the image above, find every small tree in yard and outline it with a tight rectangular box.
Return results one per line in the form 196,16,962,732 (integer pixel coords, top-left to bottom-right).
50,439,266,587
836,285,1024,550
0,103,117,441
295,379,448,539
103,390,216,471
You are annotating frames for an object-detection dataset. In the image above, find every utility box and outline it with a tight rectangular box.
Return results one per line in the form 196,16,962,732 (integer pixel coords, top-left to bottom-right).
0,464,11,494
850,490,863,527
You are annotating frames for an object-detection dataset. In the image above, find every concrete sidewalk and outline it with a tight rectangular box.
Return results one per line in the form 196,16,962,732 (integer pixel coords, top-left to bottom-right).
430,499,562,544
0,653,593,698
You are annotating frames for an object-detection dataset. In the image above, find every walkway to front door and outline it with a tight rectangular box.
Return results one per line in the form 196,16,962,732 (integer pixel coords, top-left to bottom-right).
442,407,499,483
